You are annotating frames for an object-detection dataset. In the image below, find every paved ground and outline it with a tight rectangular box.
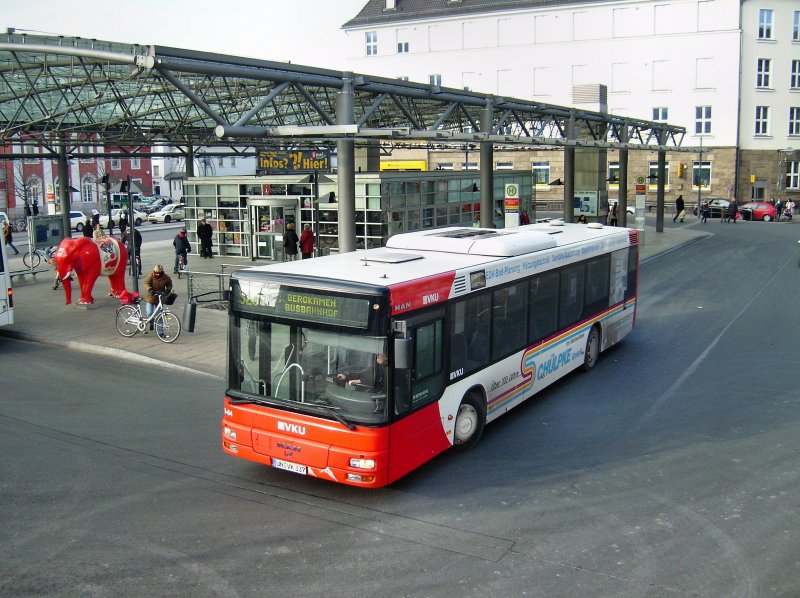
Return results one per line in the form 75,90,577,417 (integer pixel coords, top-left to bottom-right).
1,221,709,379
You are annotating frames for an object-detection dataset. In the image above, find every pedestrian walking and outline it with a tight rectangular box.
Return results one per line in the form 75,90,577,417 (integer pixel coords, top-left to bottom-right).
700,200,709,223
519,210,531,226
118,208,129,235
82,216,94,238
3,220,19,255
774,198,783,222
673,195,685,223
726,198,738,223
785,199,795,221
608,203,618,227
121,228,143,275
284,222,299,261
299,223,314,259
197,218,214,258
172,227,191,273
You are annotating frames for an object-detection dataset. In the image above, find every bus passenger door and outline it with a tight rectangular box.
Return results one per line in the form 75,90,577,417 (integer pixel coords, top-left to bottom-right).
388,312,450,482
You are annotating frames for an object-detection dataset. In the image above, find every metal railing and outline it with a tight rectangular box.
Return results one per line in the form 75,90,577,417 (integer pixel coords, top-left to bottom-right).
183,263,249,309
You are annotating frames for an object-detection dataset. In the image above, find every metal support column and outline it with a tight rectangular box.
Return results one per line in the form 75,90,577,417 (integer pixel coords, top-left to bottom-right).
480,98,494,228
618,123,629,228
563,113,576,223
58,141,71,236
336,74,356,253
185,145,195,177
656,138,666,233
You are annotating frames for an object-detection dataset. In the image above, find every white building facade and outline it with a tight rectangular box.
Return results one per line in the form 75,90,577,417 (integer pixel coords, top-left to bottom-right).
343,0,800,206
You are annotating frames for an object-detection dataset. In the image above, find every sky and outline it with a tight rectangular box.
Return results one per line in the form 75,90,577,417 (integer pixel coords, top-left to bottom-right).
2,0,368,70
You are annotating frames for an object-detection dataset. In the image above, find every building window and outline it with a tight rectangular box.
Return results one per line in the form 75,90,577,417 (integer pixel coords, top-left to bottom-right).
495,162,513,170
397,41,409,53
755,106,770,136
695,105,712,134
648,162,670,190
791,60,800,90
429,74,441,86
793,11,800,41
437,163,454,170
230,156,236,167
532,162,550,186
153,164,161,178
607,162,620,187
80,145,93,163
81,177,95,203
789,107,800,136
755,106,769,135
756,58,771,88
111,158,121,170
787,162,799,190
758,9,773,40
131,157,141,169
366,31,378,56
23,144,39,164
652,107,668,122
463,162,478,171
692,160,711,190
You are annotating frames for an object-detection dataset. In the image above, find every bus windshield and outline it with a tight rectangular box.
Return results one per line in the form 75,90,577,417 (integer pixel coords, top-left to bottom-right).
229,313,389,425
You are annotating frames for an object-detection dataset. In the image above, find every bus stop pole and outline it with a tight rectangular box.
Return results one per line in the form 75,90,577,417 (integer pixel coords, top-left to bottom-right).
563,113,576,223
336,74,356,253
480,97,494,228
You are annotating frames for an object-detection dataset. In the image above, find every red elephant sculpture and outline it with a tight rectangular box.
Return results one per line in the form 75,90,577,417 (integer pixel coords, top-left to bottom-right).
54,236,129,305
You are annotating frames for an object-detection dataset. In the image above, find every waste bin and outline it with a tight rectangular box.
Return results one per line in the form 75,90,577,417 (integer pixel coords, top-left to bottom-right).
183,299,197,333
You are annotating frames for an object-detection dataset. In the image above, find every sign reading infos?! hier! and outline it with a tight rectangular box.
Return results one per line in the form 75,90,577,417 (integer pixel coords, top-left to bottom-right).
257,150,331,173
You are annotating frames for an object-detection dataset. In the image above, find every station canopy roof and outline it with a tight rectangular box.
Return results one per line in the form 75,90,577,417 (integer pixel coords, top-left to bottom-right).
0,32,685,156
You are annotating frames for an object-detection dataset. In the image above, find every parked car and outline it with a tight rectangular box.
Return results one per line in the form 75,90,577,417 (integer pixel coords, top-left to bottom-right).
148,203,185,224
99,208,148,229
736,201,776,222
140,196,174,214
68,211,88,232
692,198,731,219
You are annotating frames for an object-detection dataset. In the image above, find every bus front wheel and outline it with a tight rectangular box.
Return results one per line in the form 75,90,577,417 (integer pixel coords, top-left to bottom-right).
582,326,600,371
450,392,486,452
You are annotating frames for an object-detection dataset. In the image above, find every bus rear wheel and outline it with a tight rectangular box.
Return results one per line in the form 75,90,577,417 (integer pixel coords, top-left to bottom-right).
450,392,486,452
582,325,600,371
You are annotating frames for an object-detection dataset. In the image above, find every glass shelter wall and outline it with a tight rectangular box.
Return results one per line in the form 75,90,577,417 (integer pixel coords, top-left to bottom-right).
184,171,533,260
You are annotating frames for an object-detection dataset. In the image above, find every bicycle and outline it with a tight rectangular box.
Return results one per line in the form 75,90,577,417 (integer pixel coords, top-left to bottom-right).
177,253,187,279
10,218,28,233
115,291,181,343
22,245,57,269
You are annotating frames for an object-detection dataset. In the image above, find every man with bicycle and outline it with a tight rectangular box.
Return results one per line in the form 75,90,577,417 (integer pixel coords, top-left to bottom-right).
143,264,173,332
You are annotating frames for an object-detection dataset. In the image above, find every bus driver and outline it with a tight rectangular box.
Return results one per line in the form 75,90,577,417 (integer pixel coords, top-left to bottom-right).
336,353,387,390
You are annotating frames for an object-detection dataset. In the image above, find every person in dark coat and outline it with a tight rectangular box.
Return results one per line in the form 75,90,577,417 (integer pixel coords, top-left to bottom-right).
673,195,685,223
118,208,129,235
121,228,143,275
284,223,299,261
299,224,314,259
336,353,387,390
82,216,94,238
197,218,214,258
172,228,191,273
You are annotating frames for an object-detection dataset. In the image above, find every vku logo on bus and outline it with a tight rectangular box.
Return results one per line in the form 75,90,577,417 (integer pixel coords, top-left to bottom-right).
422,292,440,305
278,421,306,436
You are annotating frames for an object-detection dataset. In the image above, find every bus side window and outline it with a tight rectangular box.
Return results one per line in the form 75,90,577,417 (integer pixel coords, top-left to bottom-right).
626,246,638,300
559,263,585,329
529,271,559,342
584,255,610,314
492,281,528,359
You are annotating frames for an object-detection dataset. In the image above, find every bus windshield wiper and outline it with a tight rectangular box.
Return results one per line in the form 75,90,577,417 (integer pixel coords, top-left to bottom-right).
312,404,357,431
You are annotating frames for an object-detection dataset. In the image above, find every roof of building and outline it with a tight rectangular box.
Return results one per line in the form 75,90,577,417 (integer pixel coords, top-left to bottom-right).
343,0,595,28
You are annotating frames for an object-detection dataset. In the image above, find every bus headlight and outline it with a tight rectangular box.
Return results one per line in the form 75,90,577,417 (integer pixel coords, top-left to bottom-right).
223,426,237,441
346,473,375,483
349,457,376,470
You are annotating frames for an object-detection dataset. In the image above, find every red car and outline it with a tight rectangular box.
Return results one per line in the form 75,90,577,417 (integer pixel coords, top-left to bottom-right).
736,202,776,222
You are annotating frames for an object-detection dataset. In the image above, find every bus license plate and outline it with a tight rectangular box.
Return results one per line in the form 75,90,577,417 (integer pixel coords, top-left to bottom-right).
272,457,307,476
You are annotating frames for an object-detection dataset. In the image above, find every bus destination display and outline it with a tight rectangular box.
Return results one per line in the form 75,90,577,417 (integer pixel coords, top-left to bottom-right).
235,280,370,327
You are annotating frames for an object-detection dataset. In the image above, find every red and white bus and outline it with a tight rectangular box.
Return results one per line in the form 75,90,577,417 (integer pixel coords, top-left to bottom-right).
223,221,639,487
0,231,13,327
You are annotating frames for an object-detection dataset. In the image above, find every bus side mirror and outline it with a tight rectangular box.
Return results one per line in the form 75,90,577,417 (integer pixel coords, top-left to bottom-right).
394,337,412,370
